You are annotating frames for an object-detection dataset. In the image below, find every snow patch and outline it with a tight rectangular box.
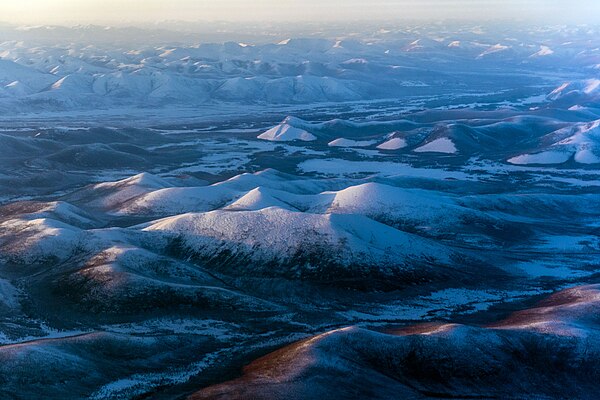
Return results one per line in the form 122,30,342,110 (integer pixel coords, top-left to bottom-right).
376,137,407,150
508,151,571,165
258,118,317,142
530,45,554,57
414,138,457,154
328,138,376,148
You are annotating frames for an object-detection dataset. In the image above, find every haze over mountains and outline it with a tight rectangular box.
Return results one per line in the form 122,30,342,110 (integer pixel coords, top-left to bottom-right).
0,22,598,115
0,18,599,400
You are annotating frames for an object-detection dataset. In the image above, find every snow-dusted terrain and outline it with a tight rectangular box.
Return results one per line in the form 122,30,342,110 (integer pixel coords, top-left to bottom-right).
0,21,598,117
0,20,599,400
194,284,600,400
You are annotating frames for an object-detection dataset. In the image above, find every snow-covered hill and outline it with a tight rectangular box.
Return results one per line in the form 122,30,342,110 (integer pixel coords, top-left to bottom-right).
194,284,600,400
258,117,317,142
509,119,600,165
143,207,460,285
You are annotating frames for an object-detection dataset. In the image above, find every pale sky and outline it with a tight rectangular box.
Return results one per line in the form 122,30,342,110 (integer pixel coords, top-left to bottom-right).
1,0,599,25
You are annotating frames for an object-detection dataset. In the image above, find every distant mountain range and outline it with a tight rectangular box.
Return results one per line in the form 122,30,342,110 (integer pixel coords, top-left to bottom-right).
0,23,598,113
